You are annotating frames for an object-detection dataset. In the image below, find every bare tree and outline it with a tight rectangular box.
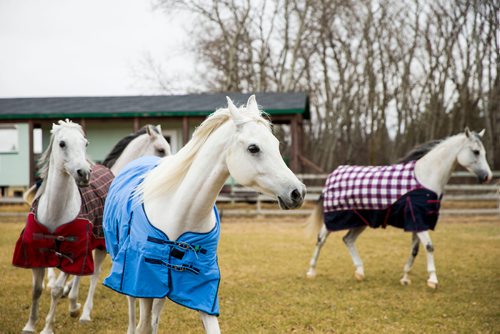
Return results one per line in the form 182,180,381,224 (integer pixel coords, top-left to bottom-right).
151,0,499,170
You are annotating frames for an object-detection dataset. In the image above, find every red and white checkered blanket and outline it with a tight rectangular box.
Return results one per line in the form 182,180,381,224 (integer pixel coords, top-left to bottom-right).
323,160,423,212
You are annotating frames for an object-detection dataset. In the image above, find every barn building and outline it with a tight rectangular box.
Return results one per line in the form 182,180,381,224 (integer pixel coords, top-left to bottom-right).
0,93,309,195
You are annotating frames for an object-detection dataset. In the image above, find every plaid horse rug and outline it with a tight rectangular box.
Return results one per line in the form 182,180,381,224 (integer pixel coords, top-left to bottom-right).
103,156,221,316
323,161,441,232
12,164,114,275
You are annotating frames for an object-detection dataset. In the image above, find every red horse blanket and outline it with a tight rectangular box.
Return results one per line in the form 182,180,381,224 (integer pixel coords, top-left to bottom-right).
12,165,114,275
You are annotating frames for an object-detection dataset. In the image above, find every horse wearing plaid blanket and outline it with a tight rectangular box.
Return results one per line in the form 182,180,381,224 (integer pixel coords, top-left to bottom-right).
15,122,170,334
306,128,492,289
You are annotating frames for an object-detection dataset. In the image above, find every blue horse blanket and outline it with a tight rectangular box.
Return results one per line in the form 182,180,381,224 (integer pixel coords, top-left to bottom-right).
103,156,221,316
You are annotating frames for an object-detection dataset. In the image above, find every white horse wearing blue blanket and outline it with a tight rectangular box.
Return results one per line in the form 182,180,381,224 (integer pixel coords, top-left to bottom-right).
306,128,492,289
103,96,306,334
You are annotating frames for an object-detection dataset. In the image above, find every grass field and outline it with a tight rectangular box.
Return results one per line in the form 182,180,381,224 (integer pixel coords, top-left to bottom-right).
0,215,499,334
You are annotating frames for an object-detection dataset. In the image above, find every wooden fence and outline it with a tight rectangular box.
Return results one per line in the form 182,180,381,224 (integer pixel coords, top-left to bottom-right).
217,171,500,217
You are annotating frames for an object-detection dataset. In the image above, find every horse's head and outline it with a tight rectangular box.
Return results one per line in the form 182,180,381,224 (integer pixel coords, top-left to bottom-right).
49,119,91,186
224,96,306,209
457,127,492,184
137,125,171,157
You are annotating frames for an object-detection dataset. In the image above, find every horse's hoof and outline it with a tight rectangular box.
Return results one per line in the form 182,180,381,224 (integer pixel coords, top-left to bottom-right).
427,281,438,289
354,272,365,281
400,278,411,286
22,330,35,334
79,316,91,324
40,329,54,334
69,303,82,318
306,270,316,279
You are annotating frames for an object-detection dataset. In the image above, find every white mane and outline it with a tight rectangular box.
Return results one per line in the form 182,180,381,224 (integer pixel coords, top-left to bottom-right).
137,106,270,203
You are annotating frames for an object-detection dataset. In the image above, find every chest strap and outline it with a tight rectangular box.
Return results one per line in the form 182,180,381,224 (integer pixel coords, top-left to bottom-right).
147,236,207,255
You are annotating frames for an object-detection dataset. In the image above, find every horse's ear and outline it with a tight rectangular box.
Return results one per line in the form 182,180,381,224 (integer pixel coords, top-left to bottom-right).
155,124,162,134
246,95,259,115
478,129,485,137
227,96,244,124
146,125,156,137
464,127,471,138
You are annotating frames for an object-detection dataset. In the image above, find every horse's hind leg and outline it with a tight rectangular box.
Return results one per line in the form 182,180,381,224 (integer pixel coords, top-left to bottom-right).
417,230,438,289
127,297,137,334
306,224,331,278
200,311,221,334
40,271,69,334
136,298,153,334
80,249,106,323
22,268,45,334
151,298,166,334
67,276,81,317
343,226,367,281
400,232,419,285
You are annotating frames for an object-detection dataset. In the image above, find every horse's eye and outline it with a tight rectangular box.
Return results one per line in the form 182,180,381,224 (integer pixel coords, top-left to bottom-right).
59,141,66,148
472,149,480,156
248,144,260,154
85,141,89,147
157,148,165,155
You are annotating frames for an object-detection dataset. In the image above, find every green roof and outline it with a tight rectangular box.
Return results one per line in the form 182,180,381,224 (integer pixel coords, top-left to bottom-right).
0,92,309,120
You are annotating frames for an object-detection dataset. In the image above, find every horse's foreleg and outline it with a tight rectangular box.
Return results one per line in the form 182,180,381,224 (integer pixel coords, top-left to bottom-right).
199,312,221,334
40,271,69,334
343,226,367,281
67,276,81,317
22,268,45,334
417,230,438,289
127,297,137,334
46,268,57,290
306,224,331,278
136,298,153,334
400,232,419,285
80,249,106,323
151,298,166,334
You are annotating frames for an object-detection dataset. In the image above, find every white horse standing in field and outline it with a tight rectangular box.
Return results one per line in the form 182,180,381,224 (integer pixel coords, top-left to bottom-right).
14,120,92,334
17,123,170,333
103,96,306,334
63,125,171,323
306,128,492,289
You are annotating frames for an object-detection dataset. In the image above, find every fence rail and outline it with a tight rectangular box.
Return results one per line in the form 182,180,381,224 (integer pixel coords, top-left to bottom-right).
218,172,500,217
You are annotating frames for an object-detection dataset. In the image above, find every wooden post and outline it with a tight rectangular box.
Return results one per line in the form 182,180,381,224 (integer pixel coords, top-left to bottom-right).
133,117,140,132
28,120,34,186
290,116,299,172
182,117,189,145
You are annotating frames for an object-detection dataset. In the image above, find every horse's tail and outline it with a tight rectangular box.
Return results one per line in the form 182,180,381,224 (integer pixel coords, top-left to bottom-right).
23,184,37,205
306,195,324,237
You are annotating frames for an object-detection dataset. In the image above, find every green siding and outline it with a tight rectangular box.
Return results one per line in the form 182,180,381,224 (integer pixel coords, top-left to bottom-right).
0,123,29,186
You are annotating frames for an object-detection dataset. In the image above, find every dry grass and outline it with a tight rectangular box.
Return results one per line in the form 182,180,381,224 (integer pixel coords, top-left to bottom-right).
0,216,499,334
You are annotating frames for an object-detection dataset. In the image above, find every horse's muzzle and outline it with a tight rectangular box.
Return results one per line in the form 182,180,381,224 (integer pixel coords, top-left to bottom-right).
476,171,492,184
278,187,306,210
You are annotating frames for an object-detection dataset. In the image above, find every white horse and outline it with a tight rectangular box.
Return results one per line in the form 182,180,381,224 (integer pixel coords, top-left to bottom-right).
15,120,92,334
62,125,171,323
306,128,492,289
103,95,306,334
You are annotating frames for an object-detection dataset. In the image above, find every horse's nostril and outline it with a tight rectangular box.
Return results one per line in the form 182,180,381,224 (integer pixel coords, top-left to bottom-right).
77,169,83,177
291,189,302,202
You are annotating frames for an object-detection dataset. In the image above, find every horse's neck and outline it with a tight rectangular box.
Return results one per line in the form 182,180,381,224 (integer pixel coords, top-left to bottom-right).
111,141,144,175
144,126,231,240
36,167,81,232
415,135,465,195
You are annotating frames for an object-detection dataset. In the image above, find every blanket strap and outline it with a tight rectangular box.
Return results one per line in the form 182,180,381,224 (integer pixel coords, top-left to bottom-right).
144,258,200,275
33,233,78,242
146,236,207,255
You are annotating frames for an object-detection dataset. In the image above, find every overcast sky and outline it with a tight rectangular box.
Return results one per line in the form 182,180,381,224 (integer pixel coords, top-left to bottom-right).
0,0,193,98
